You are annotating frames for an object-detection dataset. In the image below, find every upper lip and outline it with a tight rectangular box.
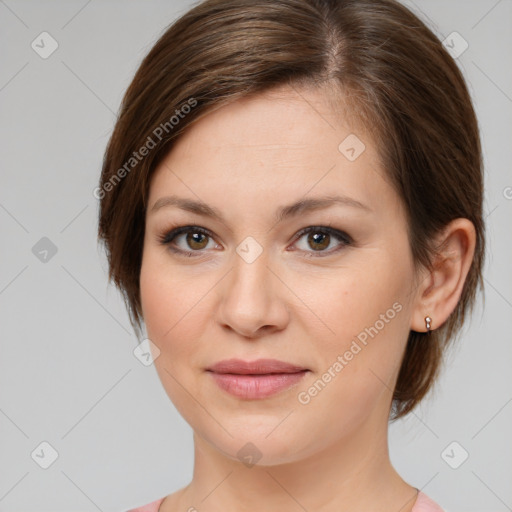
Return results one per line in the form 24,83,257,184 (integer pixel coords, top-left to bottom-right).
206,358,308,375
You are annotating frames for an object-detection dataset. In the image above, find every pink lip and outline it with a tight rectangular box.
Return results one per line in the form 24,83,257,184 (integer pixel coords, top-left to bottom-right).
207,358,307,374
206,358,309,399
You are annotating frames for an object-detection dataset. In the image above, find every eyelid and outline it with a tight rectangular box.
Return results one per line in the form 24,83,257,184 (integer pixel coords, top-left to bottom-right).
292,225,352,245
160,225,212,245
158,225,220,257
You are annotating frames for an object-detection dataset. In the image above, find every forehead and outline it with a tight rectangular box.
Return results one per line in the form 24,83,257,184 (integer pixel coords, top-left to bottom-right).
148,84,399,221
171,84,371,155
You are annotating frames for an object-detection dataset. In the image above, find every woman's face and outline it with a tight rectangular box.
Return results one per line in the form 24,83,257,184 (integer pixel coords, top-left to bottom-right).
140,84,422,465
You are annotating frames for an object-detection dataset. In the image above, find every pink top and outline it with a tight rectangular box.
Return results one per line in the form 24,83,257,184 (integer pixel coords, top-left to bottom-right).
126,497,164,512
126,490,444,511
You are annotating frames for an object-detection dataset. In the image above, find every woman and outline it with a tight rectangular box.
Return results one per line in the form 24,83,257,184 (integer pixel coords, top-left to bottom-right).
97,0,485,510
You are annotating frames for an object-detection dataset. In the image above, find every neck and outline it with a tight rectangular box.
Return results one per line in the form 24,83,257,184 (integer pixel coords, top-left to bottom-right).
172,406,418,512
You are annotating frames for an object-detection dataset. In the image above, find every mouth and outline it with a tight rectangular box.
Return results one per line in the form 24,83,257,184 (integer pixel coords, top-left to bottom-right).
205,358,309,399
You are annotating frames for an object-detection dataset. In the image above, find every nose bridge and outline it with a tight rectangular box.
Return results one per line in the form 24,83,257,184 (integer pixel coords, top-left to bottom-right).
216,242,288,336
228,244,273,309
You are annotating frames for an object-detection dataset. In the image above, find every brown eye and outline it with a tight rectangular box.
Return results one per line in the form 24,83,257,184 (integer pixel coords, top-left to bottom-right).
185,232,209,250
160,226,217,256
292,226,352,256
306,232,331,251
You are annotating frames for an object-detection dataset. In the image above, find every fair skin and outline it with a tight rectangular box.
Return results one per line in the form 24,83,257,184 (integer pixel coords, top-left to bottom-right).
139,84,476,512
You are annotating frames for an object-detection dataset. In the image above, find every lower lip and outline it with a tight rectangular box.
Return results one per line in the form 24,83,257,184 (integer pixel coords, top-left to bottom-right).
208,371,308,399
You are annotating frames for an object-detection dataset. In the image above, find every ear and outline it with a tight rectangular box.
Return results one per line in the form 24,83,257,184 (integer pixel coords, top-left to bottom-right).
411,218,476,332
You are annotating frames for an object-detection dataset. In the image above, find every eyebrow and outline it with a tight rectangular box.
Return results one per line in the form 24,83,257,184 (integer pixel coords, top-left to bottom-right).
149,194,372,223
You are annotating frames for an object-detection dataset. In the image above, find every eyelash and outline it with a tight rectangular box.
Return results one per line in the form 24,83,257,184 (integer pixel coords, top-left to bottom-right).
158,224,353,259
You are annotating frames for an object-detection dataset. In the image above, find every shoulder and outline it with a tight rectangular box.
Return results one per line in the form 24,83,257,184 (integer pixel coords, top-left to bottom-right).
125,496,165,512
412,490,444,512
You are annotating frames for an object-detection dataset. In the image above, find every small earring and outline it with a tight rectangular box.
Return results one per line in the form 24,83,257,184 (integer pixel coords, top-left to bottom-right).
425,316,432,332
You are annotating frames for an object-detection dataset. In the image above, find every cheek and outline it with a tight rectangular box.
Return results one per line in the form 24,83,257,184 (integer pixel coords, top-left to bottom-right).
301,252,411,349
140,249,177,350
298,248,413,403
293,288,411,443
139,251,214,365
140,261,170,341
139,253,209,419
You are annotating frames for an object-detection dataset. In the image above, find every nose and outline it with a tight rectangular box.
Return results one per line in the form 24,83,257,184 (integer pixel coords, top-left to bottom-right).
215,251,290,339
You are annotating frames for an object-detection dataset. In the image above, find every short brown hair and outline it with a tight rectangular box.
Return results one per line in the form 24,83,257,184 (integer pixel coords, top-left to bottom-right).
97,0,485,420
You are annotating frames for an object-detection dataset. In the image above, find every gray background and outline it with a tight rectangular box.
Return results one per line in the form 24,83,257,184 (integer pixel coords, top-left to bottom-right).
0,1,511,511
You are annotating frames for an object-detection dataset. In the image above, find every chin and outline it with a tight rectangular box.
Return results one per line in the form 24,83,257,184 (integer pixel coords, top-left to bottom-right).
193,413,331,467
